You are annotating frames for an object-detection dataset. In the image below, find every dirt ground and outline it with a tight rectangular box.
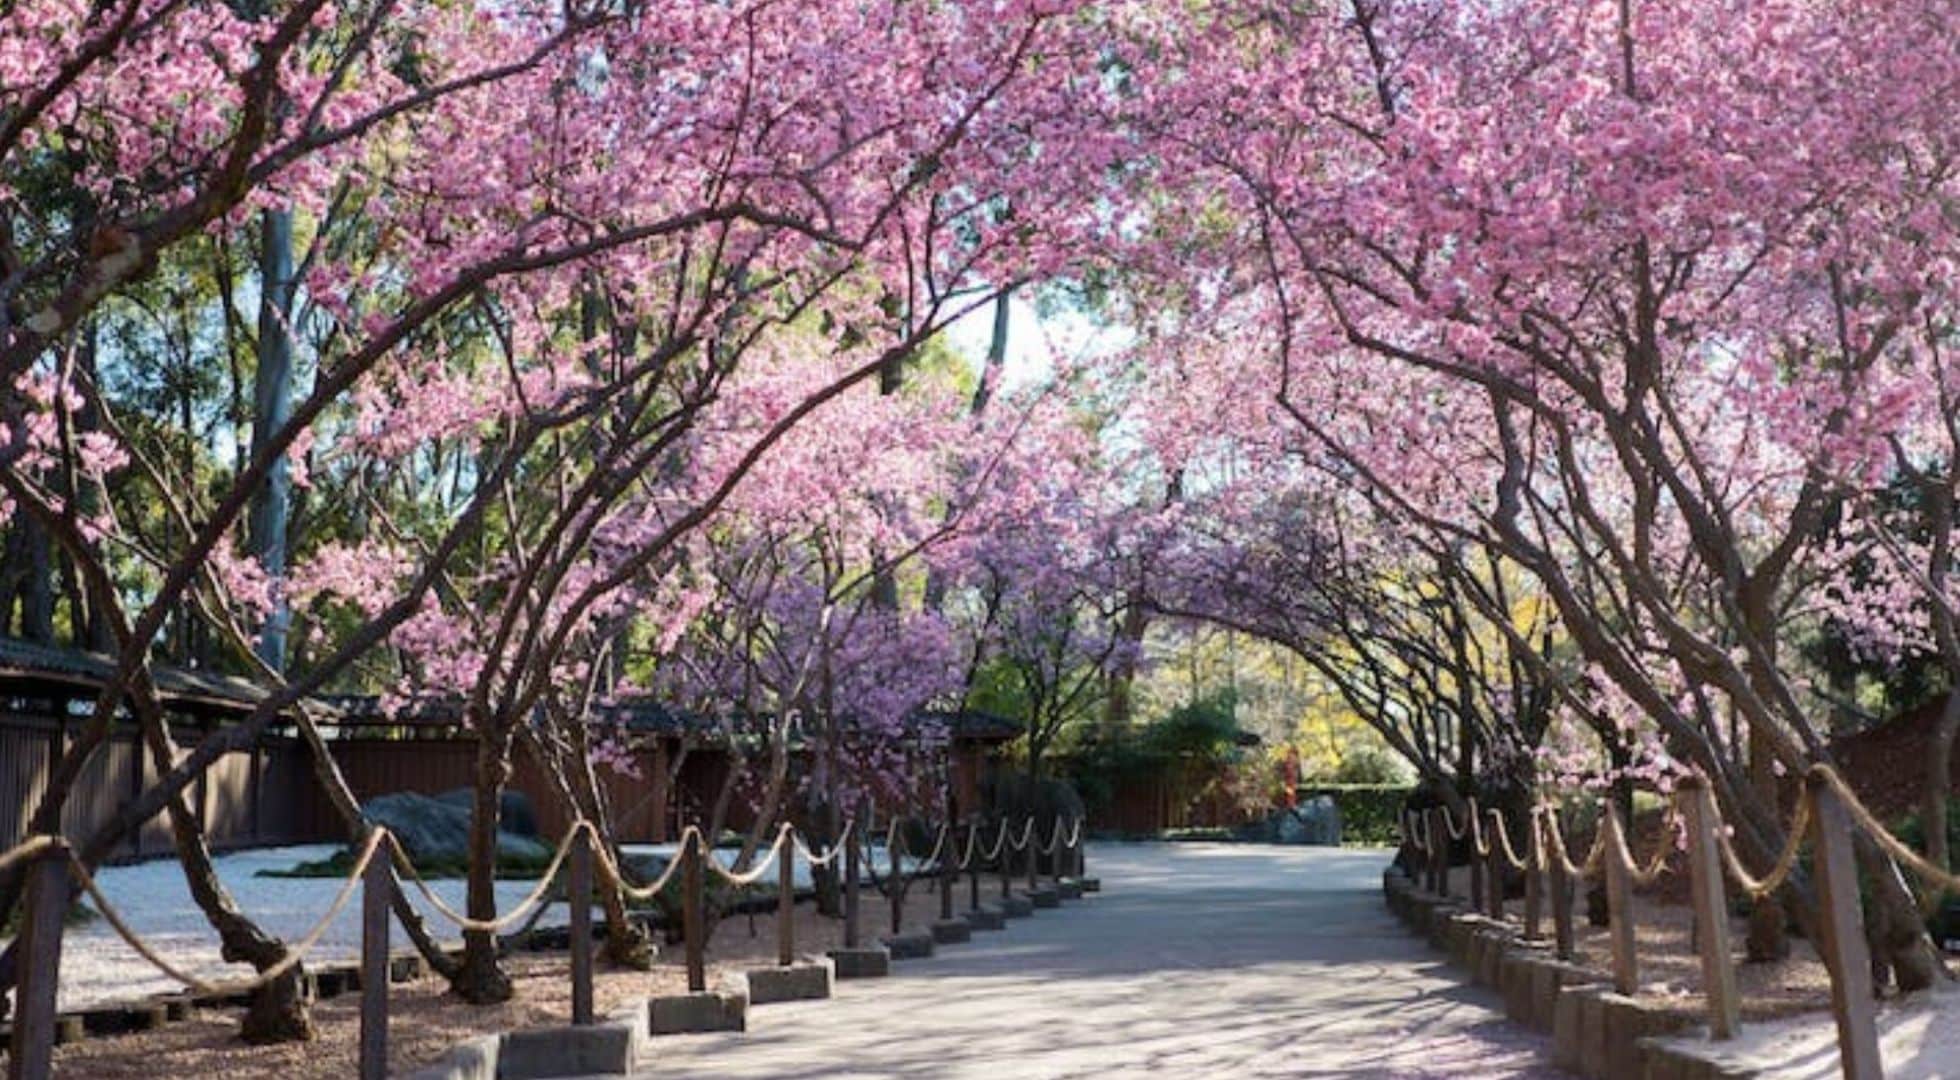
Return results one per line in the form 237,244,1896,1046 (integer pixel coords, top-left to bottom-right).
42,882,968,1078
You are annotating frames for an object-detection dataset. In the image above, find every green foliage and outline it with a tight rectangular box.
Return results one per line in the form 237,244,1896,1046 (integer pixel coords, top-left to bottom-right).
1328,746,1411,785
1297,784,1415,846
1065,690,1247,814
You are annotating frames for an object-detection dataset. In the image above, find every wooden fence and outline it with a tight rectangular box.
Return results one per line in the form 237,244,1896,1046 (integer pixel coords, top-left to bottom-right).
1398,767,1937,1080
1,812,1091,1080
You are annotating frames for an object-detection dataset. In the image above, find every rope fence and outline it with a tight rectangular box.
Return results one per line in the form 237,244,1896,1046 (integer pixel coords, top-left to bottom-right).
3,810,1090,1080
1392,763,1945,1080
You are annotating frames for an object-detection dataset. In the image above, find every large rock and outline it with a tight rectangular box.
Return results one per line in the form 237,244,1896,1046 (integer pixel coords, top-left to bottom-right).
366,791,551,867
431,787,541,838
1275,796,1341,845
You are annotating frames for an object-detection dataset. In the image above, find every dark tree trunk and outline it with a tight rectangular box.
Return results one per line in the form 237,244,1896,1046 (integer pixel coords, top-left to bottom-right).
453,728,514,1003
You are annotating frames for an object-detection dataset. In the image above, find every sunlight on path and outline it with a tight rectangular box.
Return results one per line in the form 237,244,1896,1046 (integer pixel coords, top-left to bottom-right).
630,843,1564,1079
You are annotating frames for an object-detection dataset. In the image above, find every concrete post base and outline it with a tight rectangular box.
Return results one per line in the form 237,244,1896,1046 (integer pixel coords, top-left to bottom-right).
930,917,972,944
649,989,747,1034
1000,894,1035,917
744,960,834,1005
827,946,892,978
881,931,936,960
1024,887,1061,909
965,905,1008,930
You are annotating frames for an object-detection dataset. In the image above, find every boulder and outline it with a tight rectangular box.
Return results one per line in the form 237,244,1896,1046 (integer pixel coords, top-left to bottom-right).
366,791,551,867
1275,796,1342,845
431,788,541,838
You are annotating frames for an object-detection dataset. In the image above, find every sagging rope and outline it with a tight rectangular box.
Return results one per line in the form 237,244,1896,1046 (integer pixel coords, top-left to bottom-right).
954,820,984,871
70,829,389,994
1811,764,1960,896
1005,817,1036,852
1486,808,1529,872
1442,803,1469,841
790,818,855,869
399,819,594,931
0,834,60,874
705,823,792,888
1037,816,1069,857
1540,804,1608,879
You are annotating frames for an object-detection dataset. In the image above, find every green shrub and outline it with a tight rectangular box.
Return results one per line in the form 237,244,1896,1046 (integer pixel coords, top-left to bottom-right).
1297,784,1414,845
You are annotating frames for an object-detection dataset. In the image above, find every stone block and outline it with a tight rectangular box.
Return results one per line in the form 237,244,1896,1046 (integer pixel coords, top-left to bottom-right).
1001,894,1035,918
1079,877,1101,892
401,1034,500,1080
648,989,746,1035
1026,887,1061,909
1057,879,1085,900
966,905,1007,930
1598,994,1692,1080
499,1021,639,1077
827,946,892,978
744,960,833,1005
930,917,972,944
1553,984,1602,1073
881,931,935,960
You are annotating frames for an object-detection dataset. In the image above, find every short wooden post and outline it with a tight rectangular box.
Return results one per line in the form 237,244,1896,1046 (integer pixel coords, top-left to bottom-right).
1806,774,1882,1080
1074,818,1087,878
684,829,706,993
967,821,981,911
939,825,955,921
844,820,863,948
777,828,795,966
9,840,68,1080
1522,810,1544,941
569,826,594,1025
1547,812,1575,960
889,829,904,934
1431,809,1449,896
1025,818,1038,892
360,834,390,1080
1680,777,1739,1039
998,819,1012,900
1469,803,1487,913
1601,799,1639,995
1485,812,1505,919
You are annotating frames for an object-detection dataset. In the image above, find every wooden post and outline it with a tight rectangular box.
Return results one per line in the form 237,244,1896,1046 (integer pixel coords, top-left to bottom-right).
967,821,981,911
939,825,955,921
1485,812,1504,919
1429,809,1447,896
1025,818,1038,891
569,827,594,1025
1523,810,1544,941
1806,774,1882,1080
9,841,68,1080
1601,799,1639,995
1548,812,1575,961
889,829,904,934
998,819,1012,900
360,834,390,1080
1680,778,1739,1039
1469,804,1487,913
844,818,862,948
777,828,795,967
684,828,706,993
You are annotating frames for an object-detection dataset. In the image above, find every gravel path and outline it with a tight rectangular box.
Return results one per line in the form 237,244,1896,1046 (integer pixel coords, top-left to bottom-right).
632,842,1567,1078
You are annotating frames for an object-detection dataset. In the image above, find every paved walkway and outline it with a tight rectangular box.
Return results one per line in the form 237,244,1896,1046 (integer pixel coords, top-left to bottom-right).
634,843,1564,1078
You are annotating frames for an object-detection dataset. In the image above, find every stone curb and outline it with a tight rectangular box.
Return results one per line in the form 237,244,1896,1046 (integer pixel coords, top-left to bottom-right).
1378,867,1752,1080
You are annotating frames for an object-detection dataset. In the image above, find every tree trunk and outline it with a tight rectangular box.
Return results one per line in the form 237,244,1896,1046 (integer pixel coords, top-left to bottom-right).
1744,728,1791,961
247,208,297,671
452,728,514,1004
1922,694,1960,899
